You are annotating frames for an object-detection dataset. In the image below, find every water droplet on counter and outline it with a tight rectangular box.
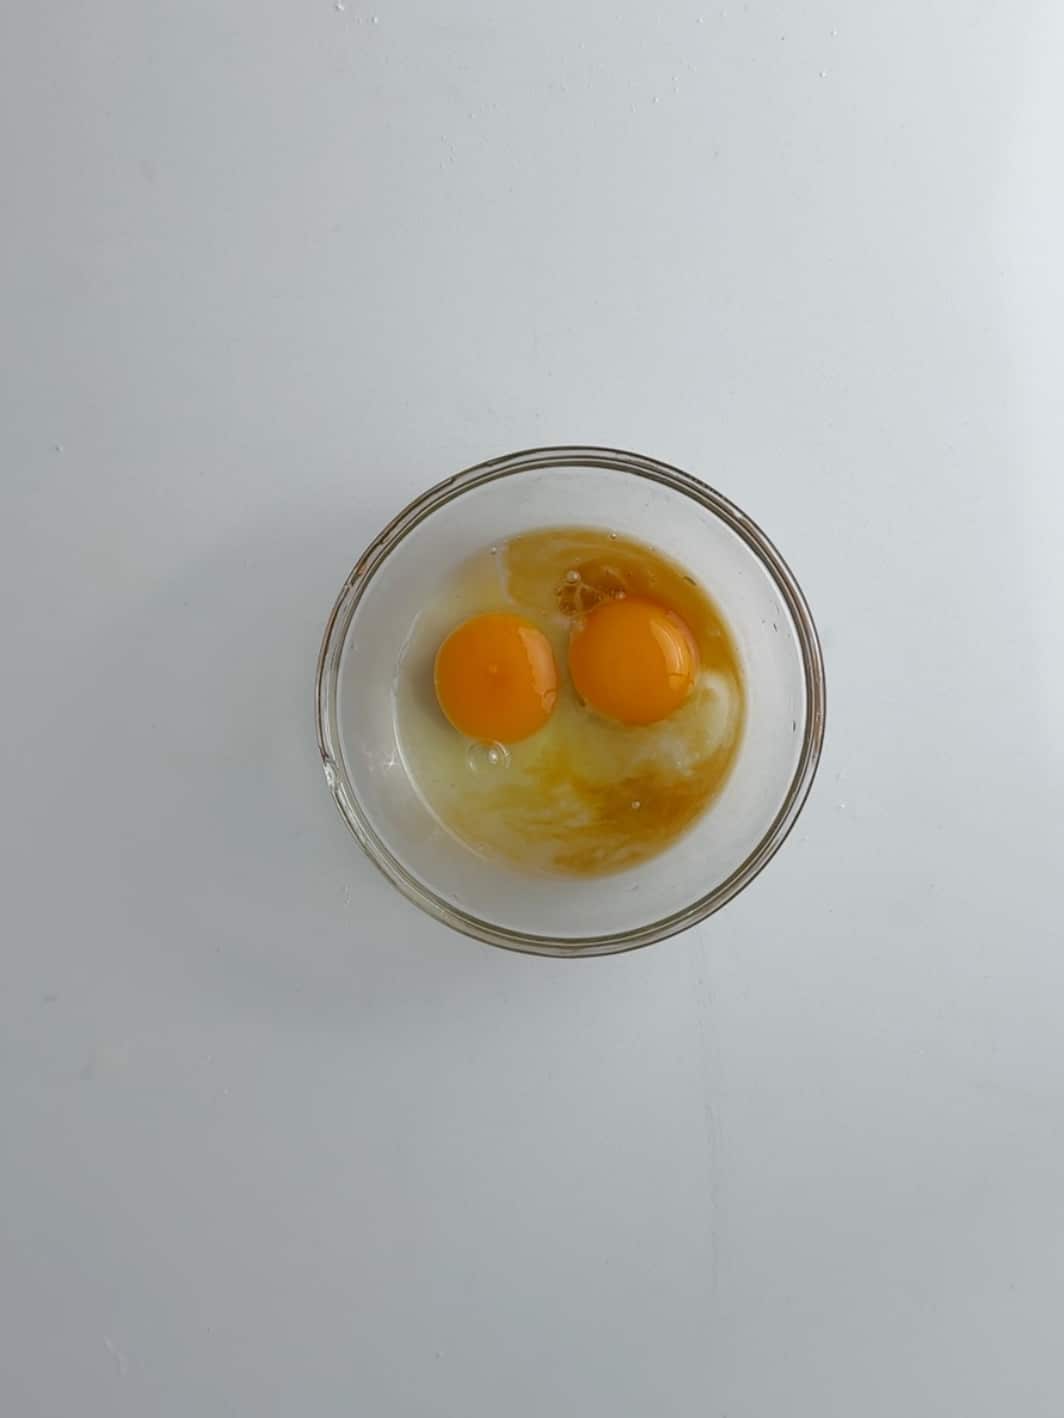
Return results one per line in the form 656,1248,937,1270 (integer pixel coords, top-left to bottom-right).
103,1338,128,1378
819,69,828,78
372,13,379,21
334,0,344,10
53,442,64,453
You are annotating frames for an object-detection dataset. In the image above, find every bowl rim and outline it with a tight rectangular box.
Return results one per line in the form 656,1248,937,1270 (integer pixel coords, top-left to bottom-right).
316,444,826,957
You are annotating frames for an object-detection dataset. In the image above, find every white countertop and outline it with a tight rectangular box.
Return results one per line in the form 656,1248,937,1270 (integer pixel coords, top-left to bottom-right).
4,3,1063,1414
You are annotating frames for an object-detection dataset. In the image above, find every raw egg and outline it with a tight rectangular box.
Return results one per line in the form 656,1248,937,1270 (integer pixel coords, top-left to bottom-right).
569,596,699,725
398,527,745,876
434,612,558,744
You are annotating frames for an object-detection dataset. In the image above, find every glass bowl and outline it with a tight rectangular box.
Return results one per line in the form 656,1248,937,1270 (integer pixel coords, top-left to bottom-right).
316,446,825,957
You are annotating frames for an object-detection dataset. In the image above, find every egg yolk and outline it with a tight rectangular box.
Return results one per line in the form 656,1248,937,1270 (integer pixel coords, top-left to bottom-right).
435,613,559,743
569,596,699,725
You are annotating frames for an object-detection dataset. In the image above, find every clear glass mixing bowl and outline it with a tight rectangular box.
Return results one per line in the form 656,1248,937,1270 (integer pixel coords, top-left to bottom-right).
316,446,825,956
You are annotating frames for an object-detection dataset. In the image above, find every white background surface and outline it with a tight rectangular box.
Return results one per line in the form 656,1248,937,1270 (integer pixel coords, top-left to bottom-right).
3,2,1063,1414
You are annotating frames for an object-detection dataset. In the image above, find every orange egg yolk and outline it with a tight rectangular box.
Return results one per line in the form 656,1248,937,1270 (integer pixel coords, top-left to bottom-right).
569,596,699,725
434,613,559,743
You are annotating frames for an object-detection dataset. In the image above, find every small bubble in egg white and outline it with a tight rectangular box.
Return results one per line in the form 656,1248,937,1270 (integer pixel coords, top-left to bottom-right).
565,569,580,584
466,740,510,774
